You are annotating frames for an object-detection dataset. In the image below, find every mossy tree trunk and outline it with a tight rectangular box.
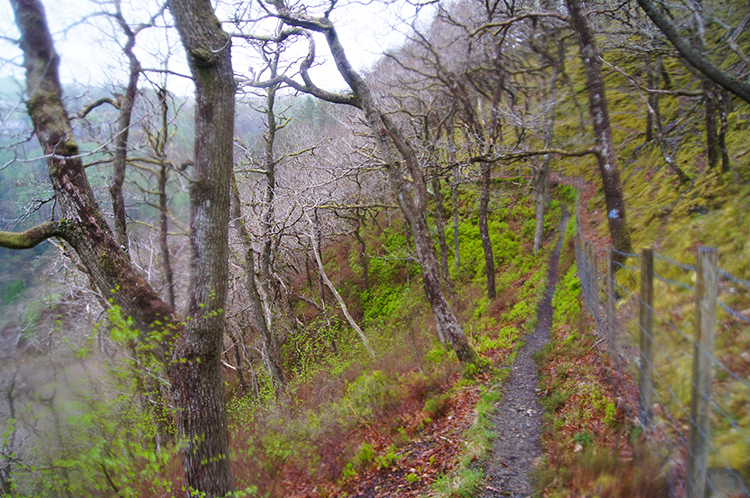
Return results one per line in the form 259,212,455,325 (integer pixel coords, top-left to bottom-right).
10,0,173,332
155,88,176,309
566,0,632,261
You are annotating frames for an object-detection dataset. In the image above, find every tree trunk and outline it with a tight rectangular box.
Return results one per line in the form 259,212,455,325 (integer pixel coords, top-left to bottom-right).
717,90,730,172
109,3,141,257
450,142,461,274
156,89,175,309
231,179,286,391
352,217,370,292
167,0,236,494
703,80,720,169
431,176,456,299
645,57,657,143
11,0,173,333
314,209,327,309
533,160,550,255
479,161,496,299
306,212,375,358
566,0,632,262
259,67,279,339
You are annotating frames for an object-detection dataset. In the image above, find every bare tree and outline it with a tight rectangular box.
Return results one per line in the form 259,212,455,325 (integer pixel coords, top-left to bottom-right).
248,1,479,365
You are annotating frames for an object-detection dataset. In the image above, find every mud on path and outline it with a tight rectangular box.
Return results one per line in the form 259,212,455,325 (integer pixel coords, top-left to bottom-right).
477,205,570,498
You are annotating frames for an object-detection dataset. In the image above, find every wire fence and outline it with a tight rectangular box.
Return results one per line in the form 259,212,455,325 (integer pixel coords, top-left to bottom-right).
574,199,750,498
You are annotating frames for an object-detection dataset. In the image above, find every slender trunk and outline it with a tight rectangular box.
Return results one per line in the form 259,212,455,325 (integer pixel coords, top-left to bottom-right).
158,167,175,308
431,176,456,299
423,116,455,299
231,179,285,391
260,75,278,328
110,6,141,256
534,45,562,255
566,0,632,262
533,161,550,255
717,90,730,172
305,251,314,289
226,327,248,396
352,218,370,291
704,80,720,169
452,166,460,273
645,55,661,143
313,209,327,308
256,58,286,369
479,161,496,299
168,0,236,494
306,212,375,358
157,89,175,309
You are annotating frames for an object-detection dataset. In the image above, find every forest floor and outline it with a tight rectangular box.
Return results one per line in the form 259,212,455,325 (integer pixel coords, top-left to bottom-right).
475,205,570,498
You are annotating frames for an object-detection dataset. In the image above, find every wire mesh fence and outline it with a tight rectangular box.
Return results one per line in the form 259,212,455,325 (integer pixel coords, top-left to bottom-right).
573,200,750,498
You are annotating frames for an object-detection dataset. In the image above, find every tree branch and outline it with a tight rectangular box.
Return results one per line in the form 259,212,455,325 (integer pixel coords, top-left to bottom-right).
77,97,119,118
0,220,68,249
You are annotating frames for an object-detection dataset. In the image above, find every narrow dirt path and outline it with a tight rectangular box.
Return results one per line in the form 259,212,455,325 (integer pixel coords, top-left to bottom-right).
477,205,570,498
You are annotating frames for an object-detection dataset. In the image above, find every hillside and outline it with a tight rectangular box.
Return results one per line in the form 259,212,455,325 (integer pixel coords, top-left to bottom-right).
1,0,750,496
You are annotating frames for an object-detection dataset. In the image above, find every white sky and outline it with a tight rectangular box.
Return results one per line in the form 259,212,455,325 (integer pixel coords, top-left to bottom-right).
0,0,425,98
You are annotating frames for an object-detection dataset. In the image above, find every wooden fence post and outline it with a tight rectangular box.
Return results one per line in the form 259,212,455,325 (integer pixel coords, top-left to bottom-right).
639,248,654,426
607,246,616,351
687,247,718,498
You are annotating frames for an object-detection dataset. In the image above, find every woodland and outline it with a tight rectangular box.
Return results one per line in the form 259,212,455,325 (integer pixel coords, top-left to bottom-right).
0,0,749,496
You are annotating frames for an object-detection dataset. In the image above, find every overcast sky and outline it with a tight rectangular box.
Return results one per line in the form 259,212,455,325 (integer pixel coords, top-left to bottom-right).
0,0,425,97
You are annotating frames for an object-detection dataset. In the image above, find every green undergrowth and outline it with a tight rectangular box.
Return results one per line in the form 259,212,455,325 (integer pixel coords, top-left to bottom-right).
222,185,569,497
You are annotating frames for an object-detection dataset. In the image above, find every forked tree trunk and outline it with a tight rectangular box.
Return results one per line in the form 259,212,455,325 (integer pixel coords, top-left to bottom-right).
566,0,632,262
109,2,142,256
